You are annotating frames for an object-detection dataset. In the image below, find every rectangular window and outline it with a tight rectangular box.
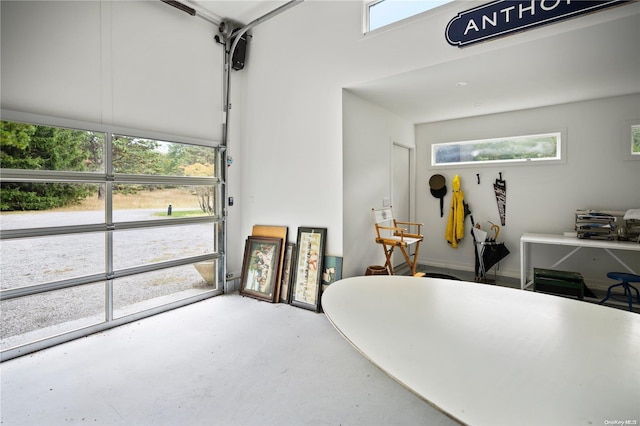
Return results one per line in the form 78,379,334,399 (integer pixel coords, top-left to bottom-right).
0,121,105,172
431,132,562,167
365,0,453,33
0,183,104,229
1,114,224,360
1,283,105,351
113,262,218,319
621,119,639,160
112,223,216,270
0,233,105,289
112,184,219,222
112,136,219,177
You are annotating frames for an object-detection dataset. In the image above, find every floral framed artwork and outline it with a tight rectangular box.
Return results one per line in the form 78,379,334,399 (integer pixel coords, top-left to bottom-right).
291,227,327,311
251,225,288,301
240,236,283,303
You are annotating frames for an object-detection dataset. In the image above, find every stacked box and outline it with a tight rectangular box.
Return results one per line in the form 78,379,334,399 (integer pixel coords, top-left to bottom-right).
575,210,624,240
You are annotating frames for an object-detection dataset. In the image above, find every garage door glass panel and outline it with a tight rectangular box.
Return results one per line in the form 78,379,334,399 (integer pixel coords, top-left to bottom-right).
113,262,218,319
0,121,105,173
0,233,105,289
0,183,105,230
0,282,105,351
112,223,216,270
112,136,218,177
111,184,218,222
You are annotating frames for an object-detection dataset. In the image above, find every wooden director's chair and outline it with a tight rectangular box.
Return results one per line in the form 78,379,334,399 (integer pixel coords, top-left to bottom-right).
372,207,424,277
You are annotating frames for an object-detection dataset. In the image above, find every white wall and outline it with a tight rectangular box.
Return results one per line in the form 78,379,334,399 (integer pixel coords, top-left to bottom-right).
237,0,473,263
240,0,638,281
415,94,640,288
342,90,414,277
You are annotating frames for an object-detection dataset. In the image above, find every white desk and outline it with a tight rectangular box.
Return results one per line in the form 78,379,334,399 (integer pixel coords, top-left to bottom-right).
322,276,640,426
520,233,640,290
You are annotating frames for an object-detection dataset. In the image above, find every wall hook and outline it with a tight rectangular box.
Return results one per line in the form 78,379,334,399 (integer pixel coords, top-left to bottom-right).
476,173,480,184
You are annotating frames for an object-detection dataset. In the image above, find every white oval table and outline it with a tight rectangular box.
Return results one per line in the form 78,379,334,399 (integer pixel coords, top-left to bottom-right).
322,276,640,426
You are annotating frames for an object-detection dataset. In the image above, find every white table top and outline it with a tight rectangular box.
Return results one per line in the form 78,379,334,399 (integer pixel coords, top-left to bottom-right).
322,276,640,426
521,232,640,251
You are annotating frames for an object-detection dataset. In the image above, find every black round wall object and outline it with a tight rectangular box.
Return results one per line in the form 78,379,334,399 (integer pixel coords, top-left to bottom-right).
429,174,447,217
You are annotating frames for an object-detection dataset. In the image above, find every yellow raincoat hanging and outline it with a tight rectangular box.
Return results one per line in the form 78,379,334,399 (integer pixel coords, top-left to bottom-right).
446,175,465,248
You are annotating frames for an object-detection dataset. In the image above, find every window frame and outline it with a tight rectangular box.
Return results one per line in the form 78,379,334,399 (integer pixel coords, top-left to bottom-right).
363,0,454,34
622,119,640,160
430,130,566,169
0,109,226,360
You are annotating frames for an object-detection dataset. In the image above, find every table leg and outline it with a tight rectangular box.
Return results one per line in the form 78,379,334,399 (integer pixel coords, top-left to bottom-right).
550,246,582,268
604,248,638,275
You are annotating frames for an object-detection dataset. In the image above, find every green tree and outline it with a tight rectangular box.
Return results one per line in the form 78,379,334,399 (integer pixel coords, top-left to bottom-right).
1,122,97,211
0,121,37,168
165,143,216,175
1,120,219,210
112,136,164,175
112,136,165,193
183,162,215,215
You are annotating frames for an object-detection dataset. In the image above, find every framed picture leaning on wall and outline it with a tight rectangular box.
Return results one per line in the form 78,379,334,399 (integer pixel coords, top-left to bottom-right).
240,236,283,303
322,255,343,293
280,242,296,303
251,225,288,302
291,227,327,311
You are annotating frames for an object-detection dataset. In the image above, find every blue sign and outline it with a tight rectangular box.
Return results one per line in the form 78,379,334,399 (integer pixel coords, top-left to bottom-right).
446,0,627,47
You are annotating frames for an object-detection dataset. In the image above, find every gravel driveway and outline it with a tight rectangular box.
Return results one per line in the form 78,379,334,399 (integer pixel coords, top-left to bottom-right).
1,209,218,348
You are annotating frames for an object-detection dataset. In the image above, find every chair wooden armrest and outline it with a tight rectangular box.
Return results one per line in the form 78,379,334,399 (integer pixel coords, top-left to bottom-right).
376,225,408,244
396,232,423,240
395,221,424,227
395,221,423,236
382,226,408,243
377,225,405,232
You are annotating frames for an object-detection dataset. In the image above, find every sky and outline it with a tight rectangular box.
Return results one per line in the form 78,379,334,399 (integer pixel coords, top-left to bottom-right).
369,0,453,31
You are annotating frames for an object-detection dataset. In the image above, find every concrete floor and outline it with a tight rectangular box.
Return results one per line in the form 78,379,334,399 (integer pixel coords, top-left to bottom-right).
0,292,459,426
2,265,635,426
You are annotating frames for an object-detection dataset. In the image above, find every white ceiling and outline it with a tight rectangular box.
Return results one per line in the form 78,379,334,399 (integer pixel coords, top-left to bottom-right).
183,1,639,124
185,0,290,25
351,11,640,123
349,12,640,124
